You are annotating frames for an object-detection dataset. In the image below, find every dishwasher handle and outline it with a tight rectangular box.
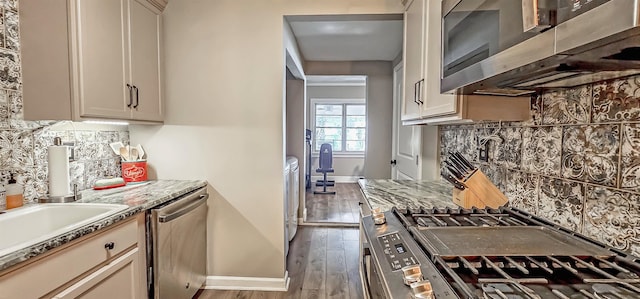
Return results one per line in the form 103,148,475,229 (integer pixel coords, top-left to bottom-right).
159,194,209,223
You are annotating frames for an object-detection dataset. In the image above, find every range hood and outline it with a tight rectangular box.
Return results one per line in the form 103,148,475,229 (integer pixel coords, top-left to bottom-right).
441,0,640,96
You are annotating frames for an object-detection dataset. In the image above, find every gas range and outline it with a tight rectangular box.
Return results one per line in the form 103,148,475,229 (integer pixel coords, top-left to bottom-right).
360,206,640,299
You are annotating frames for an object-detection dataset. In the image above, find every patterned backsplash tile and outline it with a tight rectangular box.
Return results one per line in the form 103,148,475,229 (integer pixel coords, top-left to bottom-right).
538,177,584,233
542,85,591,125
593,77,640,122
521,126,562,176
504,170,538,214
0,0,129,208
621,123,640,190
561,124,620,187
584,186,639,257
441,75,640,257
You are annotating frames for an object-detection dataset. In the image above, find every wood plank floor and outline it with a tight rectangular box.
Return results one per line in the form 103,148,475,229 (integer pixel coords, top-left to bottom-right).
195,226,363,299
305,183,362,224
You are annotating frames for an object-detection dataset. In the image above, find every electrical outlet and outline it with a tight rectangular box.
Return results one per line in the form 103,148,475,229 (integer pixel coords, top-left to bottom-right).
63,141,76,161
478,141,489,162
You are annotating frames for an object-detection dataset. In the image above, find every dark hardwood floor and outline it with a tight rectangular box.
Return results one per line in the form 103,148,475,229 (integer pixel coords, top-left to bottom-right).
305,183,362,224
196,226,363,299
197,183,364,298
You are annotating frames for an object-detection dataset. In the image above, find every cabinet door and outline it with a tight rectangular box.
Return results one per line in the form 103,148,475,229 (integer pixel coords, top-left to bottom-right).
73,0,132,119
401,0,425,121
421,0,457,118
129,0,164,122
52,248,142,299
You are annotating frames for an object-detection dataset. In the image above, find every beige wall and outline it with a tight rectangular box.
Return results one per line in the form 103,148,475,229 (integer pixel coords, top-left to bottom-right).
308,85,365,100
306,61,395,179
307,85,366,178
421,125,440,180
130,0,402,282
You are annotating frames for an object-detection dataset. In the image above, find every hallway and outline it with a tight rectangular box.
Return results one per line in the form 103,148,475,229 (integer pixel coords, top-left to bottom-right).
305,183,362,224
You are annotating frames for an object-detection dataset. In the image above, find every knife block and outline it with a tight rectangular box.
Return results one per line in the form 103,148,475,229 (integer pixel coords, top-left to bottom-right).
452,169,508,209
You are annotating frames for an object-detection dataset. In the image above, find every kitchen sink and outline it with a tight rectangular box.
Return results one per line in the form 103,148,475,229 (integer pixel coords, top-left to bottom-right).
0,203,129,257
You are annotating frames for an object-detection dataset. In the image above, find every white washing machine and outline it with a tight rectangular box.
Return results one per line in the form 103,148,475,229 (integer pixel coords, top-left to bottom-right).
286,156,299,241
283,162,290,257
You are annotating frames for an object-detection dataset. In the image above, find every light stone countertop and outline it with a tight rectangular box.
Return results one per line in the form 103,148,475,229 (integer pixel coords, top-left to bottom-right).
0,179,207,271
358,179,458,211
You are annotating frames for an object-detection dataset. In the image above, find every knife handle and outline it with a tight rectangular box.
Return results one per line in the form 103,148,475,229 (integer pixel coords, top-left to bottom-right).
447,155,470,174
446,164,464,180
453,151,475,170
440,170,466,190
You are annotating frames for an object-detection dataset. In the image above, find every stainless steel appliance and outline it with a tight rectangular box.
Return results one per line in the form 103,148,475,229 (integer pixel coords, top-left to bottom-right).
441,0,640,95
361,206,640,298
148,187,208,299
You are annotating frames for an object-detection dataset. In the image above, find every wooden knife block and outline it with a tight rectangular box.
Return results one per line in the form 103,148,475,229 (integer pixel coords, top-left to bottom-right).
452,169,508,209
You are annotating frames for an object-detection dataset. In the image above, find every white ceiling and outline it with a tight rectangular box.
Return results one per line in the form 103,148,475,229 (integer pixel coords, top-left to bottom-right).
288,18,403,62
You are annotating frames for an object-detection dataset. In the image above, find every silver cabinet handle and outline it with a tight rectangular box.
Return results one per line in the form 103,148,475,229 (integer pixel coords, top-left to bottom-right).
159,194,208,223
417,79,424,104
133,85,139,109
126,84,133,107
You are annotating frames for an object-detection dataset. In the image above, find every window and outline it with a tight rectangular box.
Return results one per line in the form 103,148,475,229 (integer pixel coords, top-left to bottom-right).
313,101,366,154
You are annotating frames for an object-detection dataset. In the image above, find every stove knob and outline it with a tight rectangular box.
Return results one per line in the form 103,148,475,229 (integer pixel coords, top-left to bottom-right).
372,212,386,225
410,280,434,298
401,265,423,285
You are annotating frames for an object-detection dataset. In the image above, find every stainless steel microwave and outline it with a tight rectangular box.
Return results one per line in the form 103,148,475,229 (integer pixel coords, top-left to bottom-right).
441,0,640,95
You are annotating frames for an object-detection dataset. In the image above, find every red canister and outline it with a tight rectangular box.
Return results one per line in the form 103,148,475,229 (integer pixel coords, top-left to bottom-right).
122,161,148,182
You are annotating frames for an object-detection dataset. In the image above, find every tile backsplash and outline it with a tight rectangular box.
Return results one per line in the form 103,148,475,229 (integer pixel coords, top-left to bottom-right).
440,76,640,257
0,0,129,208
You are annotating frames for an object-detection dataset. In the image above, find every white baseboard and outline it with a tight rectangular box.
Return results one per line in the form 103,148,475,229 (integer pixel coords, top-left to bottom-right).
311,175,362,183
204,271,290,291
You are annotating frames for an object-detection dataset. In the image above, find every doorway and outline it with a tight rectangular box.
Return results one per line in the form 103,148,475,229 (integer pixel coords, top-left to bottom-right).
284,14,403,225
305,75,366,224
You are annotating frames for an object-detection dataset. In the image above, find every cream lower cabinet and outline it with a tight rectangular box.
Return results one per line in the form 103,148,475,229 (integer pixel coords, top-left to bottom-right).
20,0,165,123
52,248,141,299
0,214,147,299
401,0,531,125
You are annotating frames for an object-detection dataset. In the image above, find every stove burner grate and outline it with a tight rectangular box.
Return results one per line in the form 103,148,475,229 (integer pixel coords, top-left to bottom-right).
392,206,543,229
432,254,640,298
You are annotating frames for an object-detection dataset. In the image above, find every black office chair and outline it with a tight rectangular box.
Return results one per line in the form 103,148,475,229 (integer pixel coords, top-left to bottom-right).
314,143,336,195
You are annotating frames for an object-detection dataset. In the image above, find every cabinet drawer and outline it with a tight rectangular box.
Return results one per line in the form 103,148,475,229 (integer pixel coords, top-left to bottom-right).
52,248,140,299
0,218,138,299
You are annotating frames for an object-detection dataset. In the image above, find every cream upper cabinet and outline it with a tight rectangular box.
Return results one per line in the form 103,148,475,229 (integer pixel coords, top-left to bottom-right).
401,0,425,121
129,0,164,122
74,0,132,120
401,0,531,125
21,0,165,123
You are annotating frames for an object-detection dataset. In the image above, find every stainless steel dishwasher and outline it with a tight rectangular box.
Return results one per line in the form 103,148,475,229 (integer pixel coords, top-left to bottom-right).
148,187,208,299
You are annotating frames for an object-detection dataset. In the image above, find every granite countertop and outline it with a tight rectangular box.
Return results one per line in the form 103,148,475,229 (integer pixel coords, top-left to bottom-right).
358,179,458,211
0,179,207,272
